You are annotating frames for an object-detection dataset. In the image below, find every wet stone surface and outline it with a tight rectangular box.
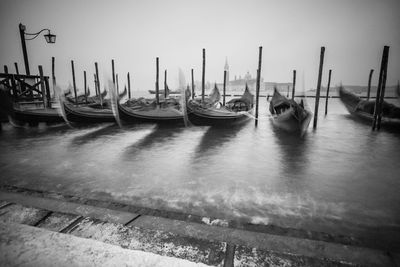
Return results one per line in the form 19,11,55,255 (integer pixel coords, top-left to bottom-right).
69,218,226,266
234,245,356,267
36,211,80,232
0,203,49,226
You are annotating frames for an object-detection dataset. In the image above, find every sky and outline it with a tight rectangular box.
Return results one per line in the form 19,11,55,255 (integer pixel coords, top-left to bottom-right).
0,0,399,93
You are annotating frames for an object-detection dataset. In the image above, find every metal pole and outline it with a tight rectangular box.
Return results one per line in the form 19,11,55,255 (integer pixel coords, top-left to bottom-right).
19,23,30,75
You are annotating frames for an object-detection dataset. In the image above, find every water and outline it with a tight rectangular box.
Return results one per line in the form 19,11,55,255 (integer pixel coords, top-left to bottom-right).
1,98,400,238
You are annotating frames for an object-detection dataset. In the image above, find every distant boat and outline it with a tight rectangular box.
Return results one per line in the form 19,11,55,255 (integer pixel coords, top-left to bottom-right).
269,88,312,135
148,88,180,95
186,84,253,126
339,86,400,127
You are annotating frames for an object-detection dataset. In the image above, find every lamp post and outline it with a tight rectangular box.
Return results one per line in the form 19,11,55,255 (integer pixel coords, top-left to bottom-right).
19,23,56,75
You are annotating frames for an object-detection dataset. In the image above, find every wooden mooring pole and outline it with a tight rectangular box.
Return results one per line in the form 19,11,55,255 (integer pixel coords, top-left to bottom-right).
93,74,98,96
373,46,390,131
367,69,374,100
372,47,389,130
223,70,227,106
313,46,325,129
14,62,19,75
111,59,116,85
84,71,87,104
191,68,195,100
38,65,47,108
164,69,167,99
155,57,160,106
255,46,263,126
127,72,131,99
51,57,56,97
202,49,205,106
71,60,78,105
291,70,296,100
95,62,102,107
116,73,119,94
324,69,332,115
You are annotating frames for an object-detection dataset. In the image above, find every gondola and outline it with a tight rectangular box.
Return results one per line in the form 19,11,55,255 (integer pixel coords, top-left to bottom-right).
112,85,184,125
269,88,312,135
186,84,254,126
61,88,128,123
62,102,115,123
339,86,400,127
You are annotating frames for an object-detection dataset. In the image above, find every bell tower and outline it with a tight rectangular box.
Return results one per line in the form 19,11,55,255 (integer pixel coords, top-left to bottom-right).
224,57,230,85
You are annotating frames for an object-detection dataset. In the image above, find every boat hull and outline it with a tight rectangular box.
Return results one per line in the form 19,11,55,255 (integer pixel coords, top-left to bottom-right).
271,107,312,134
339,87,400,128
13,108,64,124
118,103,184,125
64,103,115,123
269,89,312,135
186,102,252,126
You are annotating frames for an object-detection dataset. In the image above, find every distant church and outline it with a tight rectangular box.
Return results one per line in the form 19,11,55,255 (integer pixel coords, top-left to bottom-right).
218,58,293,94
218,58,264,92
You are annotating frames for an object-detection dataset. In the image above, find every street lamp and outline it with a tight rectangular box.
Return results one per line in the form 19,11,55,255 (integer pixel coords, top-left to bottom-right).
19,23,56,75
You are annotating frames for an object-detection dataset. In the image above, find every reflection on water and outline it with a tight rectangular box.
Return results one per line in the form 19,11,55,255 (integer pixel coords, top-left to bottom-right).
270,122,311,177
194,122,248,158
0,99,400,240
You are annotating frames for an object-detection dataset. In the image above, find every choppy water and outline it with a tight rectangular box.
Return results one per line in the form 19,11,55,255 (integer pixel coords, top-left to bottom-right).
1,98,400,238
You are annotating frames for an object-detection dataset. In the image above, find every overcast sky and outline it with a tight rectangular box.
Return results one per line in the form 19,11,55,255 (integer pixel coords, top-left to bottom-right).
0,0,399,93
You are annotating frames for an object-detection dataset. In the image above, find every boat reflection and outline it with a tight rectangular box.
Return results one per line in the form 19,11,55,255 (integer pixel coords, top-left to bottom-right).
270,121,311,178
70,123,120,145
123,125,186,154
194,122,249,159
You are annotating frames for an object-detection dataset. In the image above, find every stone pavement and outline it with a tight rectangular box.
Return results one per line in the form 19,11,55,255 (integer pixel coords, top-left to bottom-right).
0,189,399,266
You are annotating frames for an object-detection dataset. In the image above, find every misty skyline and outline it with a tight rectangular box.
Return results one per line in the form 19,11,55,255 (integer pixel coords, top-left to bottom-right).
0,0,399,93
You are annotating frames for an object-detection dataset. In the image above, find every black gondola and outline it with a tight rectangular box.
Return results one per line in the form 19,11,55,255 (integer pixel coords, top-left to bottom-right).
186,84,254,126
269,88,312,135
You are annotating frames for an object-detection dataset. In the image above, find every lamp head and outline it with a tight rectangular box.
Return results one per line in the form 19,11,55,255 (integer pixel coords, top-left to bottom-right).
44,31,56,43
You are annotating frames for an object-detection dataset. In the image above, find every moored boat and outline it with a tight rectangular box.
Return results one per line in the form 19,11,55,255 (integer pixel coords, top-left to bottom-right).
186,84,254,126
339,86,400,127
63,102,115,123
269,88,312,135
111,84,184,125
